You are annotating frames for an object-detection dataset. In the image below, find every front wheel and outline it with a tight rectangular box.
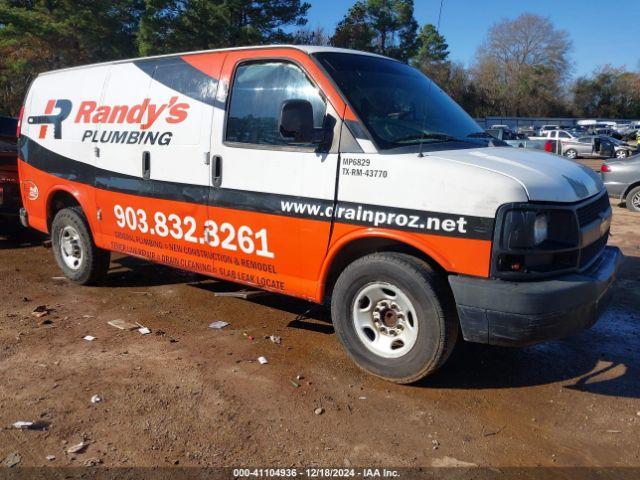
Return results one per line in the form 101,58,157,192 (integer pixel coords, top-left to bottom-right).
626,186,640,212
331,253,459,384
615,150,629,159
564,149,578,159
51,206,110,285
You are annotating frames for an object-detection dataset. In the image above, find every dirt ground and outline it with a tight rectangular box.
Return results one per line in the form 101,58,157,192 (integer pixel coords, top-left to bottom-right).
0,200,639,472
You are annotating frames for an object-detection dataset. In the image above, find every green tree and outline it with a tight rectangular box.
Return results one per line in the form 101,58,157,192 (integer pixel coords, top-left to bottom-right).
327,2,373,53
331,0,418,62
411,23,451,99
138,0,311,55
572,66,640,118
0,0,144,115
413,23,448,65
293,26,330,46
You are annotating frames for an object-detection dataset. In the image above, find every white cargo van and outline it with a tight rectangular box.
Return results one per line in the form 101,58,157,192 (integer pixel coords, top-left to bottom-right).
17,46,622,383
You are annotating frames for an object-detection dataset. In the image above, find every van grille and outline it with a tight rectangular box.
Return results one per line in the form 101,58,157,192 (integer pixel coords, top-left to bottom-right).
577,193,610,227
580,234,608,269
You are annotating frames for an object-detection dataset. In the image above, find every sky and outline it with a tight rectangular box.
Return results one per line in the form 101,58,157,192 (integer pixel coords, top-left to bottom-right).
305,0,640,77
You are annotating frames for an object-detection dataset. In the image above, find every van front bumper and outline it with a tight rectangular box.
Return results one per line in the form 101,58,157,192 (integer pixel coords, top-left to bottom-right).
448,246,623,346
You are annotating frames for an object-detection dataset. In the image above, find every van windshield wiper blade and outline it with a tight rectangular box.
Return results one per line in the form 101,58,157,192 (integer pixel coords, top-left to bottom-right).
466,132,493,139
396,133,457,144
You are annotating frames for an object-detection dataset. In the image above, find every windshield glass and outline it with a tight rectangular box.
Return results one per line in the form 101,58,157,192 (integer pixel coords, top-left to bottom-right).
314,52,484,150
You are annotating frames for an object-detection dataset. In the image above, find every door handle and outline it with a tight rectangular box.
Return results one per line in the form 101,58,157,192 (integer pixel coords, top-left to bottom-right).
212,155,222,187
142,151,151,180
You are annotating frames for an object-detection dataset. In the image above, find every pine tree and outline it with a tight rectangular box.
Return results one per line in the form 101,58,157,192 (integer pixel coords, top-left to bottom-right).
331,0,418,62
0,0,144,115
138,0,311,55
413,24,448,65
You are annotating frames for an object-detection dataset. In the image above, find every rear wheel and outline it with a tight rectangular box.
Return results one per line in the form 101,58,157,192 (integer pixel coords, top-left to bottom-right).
564,149,578,159
331,252,459,384
51,206,110,285
626,186,640,212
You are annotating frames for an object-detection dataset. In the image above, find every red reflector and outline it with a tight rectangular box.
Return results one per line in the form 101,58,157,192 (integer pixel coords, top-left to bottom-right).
544,141,553,152
16,106,24,137
601,164,611,172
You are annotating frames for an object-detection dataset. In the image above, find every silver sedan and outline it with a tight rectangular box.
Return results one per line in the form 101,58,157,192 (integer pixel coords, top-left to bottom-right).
563,135,635,160
601,154,640,212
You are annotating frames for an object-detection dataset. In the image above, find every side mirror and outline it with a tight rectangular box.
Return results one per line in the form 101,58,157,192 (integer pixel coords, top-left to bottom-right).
279,99,316,144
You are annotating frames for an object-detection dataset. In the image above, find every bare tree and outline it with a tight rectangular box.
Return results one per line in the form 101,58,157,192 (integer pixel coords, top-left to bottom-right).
471,13,573,116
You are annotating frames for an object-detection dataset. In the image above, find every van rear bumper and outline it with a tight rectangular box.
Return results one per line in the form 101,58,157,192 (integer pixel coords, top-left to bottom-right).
448,246,623,346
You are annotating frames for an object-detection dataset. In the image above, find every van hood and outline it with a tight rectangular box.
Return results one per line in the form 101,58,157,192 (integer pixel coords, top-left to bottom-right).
433,147,603,203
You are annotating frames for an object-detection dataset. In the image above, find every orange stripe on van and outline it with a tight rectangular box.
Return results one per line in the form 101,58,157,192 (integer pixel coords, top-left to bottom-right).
180,53,227,80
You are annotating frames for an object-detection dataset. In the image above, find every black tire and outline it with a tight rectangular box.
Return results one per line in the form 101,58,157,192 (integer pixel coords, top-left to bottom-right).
626,186,640,213
564,149,578,159
51,206,110,285
331,252,459,384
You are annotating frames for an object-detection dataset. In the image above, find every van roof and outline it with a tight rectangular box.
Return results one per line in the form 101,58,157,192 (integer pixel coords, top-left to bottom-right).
37,45,391,76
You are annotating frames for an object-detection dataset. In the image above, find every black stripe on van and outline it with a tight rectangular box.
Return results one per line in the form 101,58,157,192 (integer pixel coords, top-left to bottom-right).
18,136,494,240
134,57,224,109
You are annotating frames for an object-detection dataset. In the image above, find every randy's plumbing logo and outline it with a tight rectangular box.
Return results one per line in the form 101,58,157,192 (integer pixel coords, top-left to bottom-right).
28,99,73,140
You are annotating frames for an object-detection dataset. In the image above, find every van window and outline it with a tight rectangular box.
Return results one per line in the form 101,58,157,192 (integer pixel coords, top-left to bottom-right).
315,52,483,150
226,61,326,146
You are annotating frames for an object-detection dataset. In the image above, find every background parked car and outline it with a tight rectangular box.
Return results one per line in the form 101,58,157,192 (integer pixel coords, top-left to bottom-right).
621,124,640,142
539,124,560,134
533,129,578,141
517,126,537,137
485,127,550,151
609,136,638,158
561,135,633,159
601,154,640,212
0,117,21,234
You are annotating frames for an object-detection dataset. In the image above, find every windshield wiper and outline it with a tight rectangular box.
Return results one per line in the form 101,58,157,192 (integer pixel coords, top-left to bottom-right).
465,131,505,146
396,133,456,144
465,132,493,139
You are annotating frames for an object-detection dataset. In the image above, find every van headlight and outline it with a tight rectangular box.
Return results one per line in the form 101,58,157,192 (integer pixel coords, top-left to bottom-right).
533,214,548,245
501,210,552,249
493,205,579,279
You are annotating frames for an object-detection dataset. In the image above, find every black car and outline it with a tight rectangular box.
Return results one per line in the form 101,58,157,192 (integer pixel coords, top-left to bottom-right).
0,117,21,234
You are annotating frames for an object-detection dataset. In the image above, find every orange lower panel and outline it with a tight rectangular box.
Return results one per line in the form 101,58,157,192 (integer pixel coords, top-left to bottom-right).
19,160,492,303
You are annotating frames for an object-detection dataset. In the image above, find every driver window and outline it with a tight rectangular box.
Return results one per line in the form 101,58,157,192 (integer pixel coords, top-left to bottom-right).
226,61,326,147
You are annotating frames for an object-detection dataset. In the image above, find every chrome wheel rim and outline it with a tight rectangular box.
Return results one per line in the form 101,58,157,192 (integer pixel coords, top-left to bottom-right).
60,225,83,270
616,150,627,158
633,192,640,209
352,282,419,358
566,150,577,159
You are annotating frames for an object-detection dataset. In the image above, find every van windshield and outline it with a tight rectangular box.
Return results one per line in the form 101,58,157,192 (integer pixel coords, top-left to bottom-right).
314,52,485,151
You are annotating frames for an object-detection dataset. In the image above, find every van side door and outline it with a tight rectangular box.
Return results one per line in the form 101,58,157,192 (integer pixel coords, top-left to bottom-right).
207,51,342,300
93,55,224,276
